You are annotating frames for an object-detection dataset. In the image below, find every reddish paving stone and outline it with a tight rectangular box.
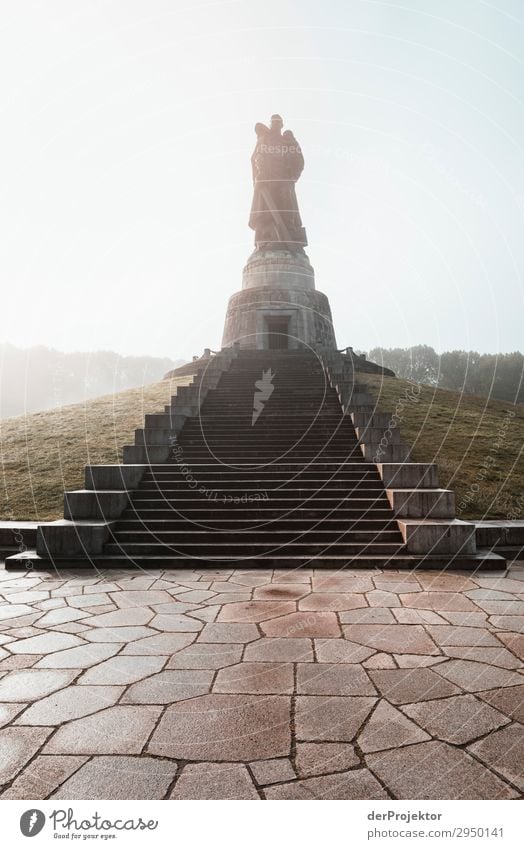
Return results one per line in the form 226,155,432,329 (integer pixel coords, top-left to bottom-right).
374,579,421,593
400,592,479,612
393,609,447,625
148,694,291,761
312,577,374,593
295,696,376,742
167,643,243,669
0,726,53,784
249,758,296,785
244,638,314,662
214,662,294,694
366,741,517,799
402,694,510,744
366,590,401,608
340,608,396,625
368,668,460,704
264,768,388,799
51,755,178,799
296,663,376,696
496,632,524,660
362,653,396,669
217,601,295,623
315,639,375,664
342,624,438,655
434,659,523,692
254,585,308,601
477,685,524,724
44,706,162,755
416,574,476,592
80,656,167,685
358,700,430,752
468,723,524,791
438,611,488,627
197,623,259,643
261,612,340,638
0,669,77,702
123,669,214,703
295,742,359,778
394,654,448,668
426,626,502,647
441,646,521,669
298,593,363,612
1,755,88,799
15,685,124,725
170,762,258,799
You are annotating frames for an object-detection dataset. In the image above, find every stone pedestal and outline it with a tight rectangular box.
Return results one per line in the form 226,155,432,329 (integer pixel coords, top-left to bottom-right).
221,249,337,350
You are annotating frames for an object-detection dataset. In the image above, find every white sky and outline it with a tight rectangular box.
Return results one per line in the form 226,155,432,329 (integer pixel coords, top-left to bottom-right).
1,0,523,360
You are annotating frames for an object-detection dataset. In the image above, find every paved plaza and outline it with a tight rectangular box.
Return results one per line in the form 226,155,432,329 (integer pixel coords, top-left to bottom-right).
0,563,522,800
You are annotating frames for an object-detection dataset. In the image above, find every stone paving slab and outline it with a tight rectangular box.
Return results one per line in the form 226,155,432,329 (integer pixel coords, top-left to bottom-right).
0,563,522,800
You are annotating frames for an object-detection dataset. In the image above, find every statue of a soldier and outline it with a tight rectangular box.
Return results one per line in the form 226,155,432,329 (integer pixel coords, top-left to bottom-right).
248,115,307,252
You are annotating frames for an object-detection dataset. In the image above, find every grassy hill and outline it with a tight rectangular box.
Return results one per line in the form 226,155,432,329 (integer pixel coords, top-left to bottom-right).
0,371,522,522
364,374,524,520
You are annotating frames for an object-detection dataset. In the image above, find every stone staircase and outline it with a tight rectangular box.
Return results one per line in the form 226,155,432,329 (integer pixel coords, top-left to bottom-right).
6,347,505,570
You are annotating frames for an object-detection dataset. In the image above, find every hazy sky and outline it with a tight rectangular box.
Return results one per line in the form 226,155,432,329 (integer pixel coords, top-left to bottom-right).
1,0,523,360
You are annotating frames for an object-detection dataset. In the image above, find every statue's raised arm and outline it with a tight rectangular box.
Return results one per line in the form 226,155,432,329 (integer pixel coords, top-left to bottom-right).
248,114,307,252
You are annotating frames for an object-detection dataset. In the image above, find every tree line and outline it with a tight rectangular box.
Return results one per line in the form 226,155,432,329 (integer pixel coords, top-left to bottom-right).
367,345,523,404
0,343,182,419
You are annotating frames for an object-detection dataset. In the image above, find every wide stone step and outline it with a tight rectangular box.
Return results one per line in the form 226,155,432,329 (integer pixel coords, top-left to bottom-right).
104,541,405,556
114,518,400,531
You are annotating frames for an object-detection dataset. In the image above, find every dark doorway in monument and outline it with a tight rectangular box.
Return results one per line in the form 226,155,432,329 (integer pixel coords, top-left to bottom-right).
266,315,290,349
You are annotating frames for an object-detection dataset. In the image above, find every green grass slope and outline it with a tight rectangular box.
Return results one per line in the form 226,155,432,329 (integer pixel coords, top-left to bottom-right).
364,374,524,520
0,371,522,522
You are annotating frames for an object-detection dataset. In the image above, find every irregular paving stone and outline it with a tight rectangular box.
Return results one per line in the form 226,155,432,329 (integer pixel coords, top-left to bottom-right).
195,592,250,606
416,574,476,592
339,608,396,625
473,578,524,593
442,646,521,669
198,623,260,643
54,622,91,634
426,626,503,647
472,600,524,615
166,643,242,669
312,577,374,594
217,601,296,623
148,694,291,761
83,626,158,643
36,607,91,626
401,592,479,611
254,584,308,601
489,615,524,631
393,609,447,625
393,654,448,668
298,593,363,612
261,612,340,638
439,611,488,627
0,669,77,701
229,574,272,587
170,762,258,799
151,601,200,615
35,642,122,669
368,668,461,704
0,703,25,727
296,663,376,696
315,639,374,664
343,624,438,655
468,723,524,791
15,685,124,725
51,755,178,800
0,604,36,621
477,685,524,723
358,700,430,752
123,669,214,703
497,632,524,660
295,696,376,742
44,706,162,755
65,593,112,608
434,659,523,692
148,614,203,632
362,653,396,669
214,662,294,694
88,608,154,627
0,727,53,784
374,579,422,593
244,638,314,663
366,740,517,799
172,589,216,603
366,590,401,608
0,654,43,670
402,694,510,744
186,606,221,623
8,632,85,655
264,768,388,800
1,755,88,799
112,590,173,608
249,758,296,785
121,633,195,655
466,588,517,600
295,742,359,778
79,655,166,685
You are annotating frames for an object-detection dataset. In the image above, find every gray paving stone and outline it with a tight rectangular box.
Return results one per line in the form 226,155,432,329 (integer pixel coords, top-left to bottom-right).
122,669,214,703
434,659,523,692
8,632,85,655
15,685,124,725
35,642,122,669
264,768,388,799
166,643,242,669
295,742,359,778
87,607,154,627
468,723,524,790
1,755,88,799
52,756,178,800
295,696,376,742
0,669,77,701
44,706,162,755
79,655,167,685
0,726,53,784
296,663,376,696
120,633,196,655
214,662,294,694
244,638,314,662
368,668,461,704
402,694,510,744
170,762,258,799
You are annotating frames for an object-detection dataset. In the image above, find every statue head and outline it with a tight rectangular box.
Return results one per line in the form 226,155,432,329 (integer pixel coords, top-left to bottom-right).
270,114,284,132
